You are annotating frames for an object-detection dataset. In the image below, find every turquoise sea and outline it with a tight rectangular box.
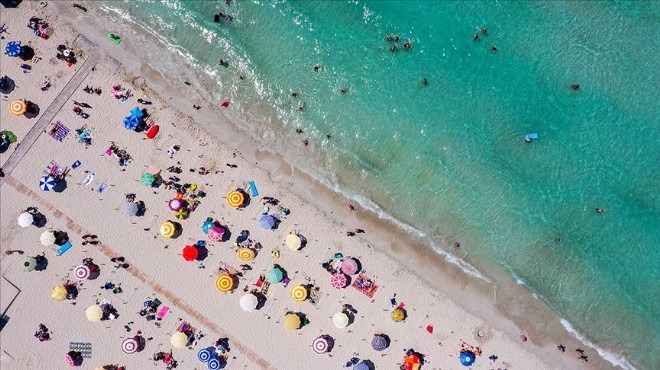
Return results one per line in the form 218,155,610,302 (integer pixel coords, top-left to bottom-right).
91,1,658,368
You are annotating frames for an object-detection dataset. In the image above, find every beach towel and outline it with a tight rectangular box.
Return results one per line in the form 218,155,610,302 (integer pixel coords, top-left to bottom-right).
71,160,81,169
56,241,73,256
96,182,108,194
49,121,70,142
157,306,169,320
248,181,259,197
69,342,92,358
81,173,94,187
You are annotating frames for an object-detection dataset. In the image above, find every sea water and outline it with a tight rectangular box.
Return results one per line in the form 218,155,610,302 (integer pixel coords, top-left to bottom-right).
89,1,659,368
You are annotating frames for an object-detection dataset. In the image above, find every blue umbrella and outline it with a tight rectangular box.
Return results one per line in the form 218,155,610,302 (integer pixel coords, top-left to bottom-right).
198,347,213,363
460,351,475,366
6,41,21,57
353,363,369,370
202,219,215,234
207,356,222,370
371,335,388,351
259,214,276,230
39,176,56,191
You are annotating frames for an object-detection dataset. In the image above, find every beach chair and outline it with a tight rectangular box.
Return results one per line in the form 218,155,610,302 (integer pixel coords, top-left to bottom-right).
56,241,73,256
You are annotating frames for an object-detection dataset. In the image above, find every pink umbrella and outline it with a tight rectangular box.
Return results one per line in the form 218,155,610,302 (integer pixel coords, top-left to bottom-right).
207,226,224,242
341,258,359,275
168,199,182,211
330,273,348,289
65,352,75,367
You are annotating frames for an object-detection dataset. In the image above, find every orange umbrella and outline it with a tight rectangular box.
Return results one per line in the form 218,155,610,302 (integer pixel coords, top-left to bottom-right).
9,99,27,116
403,354,421,370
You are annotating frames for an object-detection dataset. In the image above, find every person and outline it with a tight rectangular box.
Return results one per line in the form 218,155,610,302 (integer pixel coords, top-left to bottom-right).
557,344,566,352
291,91,299,98
297,103,304,111
490,45,498,52
167,145,180,158
595,208,604,214
403,41,411,49
571,83,580,91
481,28,488,35
218,59,225,66
453,242,460,248
524,137,533,143
555,236,562,243
347,203,355,211
472,33,480,41
339,87,347,94
390,44,397,53
302,139,309,146
313,65,321,72
421,78,428,86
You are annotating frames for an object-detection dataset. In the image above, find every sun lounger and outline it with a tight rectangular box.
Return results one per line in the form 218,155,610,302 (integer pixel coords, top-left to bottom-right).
56,241,73,256
248,181,259,197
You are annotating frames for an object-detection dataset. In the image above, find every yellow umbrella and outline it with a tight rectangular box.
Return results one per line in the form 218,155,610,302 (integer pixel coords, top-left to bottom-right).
215,274,235,292
40,230,56,246
332,312,349,328
391,308,406,322
170,332,188,349
174,208,188,220
85,305,103,322
237,248,255,261
50,285,67,301
290,285,308,302
226,190,244,208
9,99,27,116
283,313,301,331
286,234,301,251
160,221,176,238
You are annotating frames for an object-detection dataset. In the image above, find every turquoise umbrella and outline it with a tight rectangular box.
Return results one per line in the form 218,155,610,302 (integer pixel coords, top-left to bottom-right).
266,267,284,283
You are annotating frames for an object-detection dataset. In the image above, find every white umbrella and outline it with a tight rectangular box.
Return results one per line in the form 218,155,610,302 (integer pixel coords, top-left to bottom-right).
239,294,258,312
17,212,34,228
40,230,56,246
332,312,349,329
121,202,138,217
85,305,103,322
170,332,188,349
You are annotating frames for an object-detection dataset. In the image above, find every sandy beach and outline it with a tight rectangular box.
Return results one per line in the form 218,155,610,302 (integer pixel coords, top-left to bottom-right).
0,2,614,370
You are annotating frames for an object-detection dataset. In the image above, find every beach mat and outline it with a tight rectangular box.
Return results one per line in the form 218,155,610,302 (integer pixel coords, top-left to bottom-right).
56,241,72,256
248,181,259,197
69,342,92,358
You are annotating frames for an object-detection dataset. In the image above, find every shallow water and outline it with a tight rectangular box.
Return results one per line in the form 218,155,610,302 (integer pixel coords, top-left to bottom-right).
90,1,659,368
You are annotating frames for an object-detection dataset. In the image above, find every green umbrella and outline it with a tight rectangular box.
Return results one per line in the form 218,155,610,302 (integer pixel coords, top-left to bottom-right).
266,267,284,283
141,172,155,187
22,256,37,272
0,130,17,143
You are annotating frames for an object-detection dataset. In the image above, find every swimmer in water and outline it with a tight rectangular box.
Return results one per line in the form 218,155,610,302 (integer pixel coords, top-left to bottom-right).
297,103,304,111
490,45,498,52
481,28,488,35
302,139,309,146
524,137,533,143
595,208,605,214
339,87,347,94
295,128,303,134
313,65,321,72
571,83,580,91
421,78,428,86
472,33,480,41
390,44,397,53
291,91,299,98
403,41,411,49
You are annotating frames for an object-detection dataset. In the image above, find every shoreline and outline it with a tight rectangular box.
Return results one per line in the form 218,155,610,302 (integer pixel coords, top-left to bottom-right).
45,2,632,369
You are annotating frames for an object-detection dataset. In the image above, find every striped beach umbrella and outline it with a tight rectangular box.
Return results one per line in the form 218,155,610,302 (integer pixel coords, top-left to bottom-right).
207,226,224,242
207,357,222,370
174,208,188,220
290,285,308,302
159,221,176,238
312,336,331,354
65,352,75,367
330,273,348,289
215,273,235,292
121,337,139,354
226,190,244,208
5,41,21,57
74,265,91,280
237,247,255,261
9,99,27,116
39,176,56,191
198,347,215,362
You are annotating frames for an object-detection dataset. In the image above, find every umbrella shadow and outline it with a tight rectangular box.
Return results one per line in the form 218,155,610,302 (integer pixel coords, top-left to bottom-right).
323,335,335,353
24,101,39,119
170,222,182,239
32,212,48,227
135,335,146,352
361,360,376,370
135,201,146,217
53,180,67,193
19,46,34,61
88,267,101,280
296,312,310,328
34,255,48,271
221,227,232,242
54,231,69,245
298,234,308,250
254,292,267,310
0,75,15,94
0,0,23,9
196,245,209,261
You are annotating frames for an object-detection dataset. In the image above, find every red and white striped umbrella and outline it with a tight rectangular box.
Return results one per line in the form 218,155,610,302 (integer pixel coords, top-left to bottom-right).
74,265,91,280
65,352,75,367
207,226,224,242
312,336,331,354
330,273,348,289
122,337,139,354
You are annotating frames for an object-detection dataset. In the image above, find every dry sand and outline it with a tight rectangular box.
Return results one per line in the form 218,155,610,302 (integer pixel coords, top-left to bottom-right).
0,2,609,370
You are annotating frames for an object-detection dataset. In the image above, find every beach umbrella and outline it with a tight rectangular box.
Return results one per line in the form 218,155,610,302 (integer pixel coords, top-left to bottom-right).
460,351,475,366
239,293,258,312
182,245,198,261
85,305,103,322
330,273,348,289
266,266,284,283
207,226,224,242
168,198,182,211
215,273,235,292
312,336,330,354
39,176,56,191
198,347,213,362
371,335,388,351
354,363,369,370
259,214,276,229
121,337,139,354
5,41,21,57
51,285,67,301
290,285,308,302
17,212,34,227
159,221,176,238
140,172,155,187
207,357,222,370
226,190,244,208
341,258,359,275
283,313,301,331
285,234,301,251
40,230,56,246
22,256,37,272
404,354,422,370
170,332,188,349
202,219,214,234
174,208,188,220
121,202,138,217
391,308,406,322
65,352,75,367
332,312,349,329
74,265,91,280
9,99,27,116
237,247,255,261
